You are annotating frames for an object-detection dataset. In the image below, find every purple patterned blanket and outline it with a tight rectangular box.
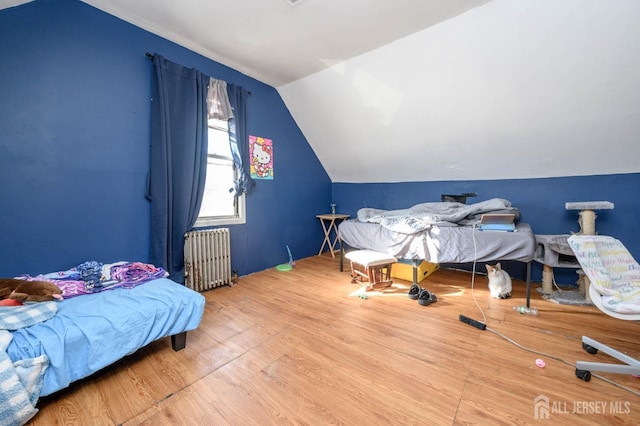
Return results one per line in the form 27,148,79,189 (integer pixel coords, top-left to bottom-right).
17,261,168,299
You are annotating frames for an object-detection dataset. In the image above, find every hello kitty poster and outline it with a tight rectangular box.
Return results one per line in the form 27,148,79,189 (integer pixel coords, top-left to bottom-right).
249,135,274,179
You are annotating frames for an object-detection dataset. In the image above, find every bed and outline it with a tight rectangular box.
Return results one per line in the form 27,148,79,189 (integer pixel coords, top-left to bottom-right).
1,262,205,425
338,198,536,295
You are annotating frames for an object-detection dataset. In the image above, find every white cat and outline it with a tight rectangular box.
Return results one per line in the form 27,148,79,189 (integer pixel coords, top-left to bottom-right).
486,263,512,299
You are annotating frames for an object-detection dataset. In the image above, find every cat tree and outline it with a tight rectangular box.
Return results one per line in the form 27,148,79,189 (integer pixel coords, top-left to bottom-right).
534,201,614,303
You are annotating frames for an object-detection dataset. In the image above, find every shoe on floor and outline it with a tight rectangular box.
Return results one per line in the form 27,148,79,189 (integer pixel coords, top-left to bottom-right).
408,284,422,300
418,289,437,306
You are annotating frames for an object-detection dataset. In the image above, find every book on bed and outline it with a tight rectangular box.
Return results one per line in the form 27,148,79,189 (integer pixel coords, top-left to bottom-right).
479,213,516,232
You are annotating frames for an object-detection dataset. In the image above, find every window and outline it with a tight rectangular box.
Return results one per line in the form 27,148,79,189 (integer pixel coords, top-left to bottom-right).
195,118,246,227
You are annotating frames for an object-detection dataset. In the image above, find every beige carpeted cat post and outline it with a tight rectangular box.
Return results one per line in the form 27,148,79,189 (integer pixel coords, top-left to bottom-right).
535,202,614,303
565,201,614,302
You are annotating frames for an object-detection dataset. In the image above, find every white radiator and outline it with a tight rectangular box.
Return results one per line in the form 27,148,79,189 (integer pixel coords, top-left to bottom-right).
184,228,232,291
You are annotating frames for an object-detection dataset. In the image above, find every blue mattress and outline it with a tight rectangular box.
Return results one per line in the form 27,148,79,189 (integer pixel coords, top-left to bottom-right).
6,278,205,396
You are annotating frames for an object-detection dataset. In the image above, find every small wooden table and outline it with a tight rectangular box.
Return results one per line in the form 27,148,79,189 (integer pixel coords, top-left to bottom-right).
316,213,350,258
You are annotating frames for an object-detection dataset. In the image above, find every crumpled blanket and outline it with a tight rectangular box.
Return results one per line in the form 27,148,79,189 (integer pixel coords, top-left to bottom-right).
17,261,168,299
0,303,58,331
0,303,56,426
568,235,640,314
357,198,519,234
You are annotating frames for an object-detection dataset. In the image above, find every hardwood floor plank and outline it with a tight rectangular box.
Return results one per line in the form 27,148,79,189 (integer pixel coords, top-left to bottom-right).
30,255,640,425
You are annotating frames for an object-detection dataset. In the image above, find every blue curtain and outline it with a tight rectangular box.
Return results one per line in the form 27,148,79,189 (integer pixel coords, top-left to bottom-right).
149,54,209,283
227,84,255,195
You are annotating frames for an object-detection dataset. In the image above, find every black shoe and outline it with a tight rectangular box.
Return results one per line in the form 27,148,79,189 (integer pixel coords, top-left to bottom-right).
408,284,421,300
418,289,437,306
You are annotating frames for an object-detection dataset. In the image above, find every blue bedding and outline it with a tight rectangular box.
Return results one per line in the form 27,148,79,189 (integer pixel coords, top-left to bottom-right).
6,278,205,397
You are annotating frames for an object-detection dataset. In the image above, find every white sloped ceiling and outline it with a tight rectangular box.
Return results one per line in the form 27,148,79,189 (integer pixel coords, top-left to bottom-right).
279,0,640,183
4,0,639,184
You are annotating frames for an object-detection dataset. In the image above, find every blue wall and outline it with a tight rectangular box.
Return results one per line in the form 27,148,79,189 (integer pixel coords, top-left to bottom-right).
333,173,640,284
0,0,331,277
3,0,637,286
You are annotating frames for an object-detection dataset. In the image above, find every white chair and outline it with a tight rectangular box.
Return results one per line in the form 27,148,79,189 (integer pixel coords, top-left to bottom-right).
567,235,640,381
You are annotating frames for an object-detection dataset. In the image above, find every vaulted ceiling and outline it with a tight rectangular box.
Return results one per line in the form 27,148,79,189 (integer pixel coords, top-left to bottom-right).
4,0,639,183
75,0,492,87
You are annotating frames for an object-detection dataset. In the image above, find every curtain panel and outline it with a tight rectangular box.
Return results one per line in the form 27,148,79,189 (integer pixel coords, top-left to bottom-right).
227,84,255,195
207,78,233,120
148,54,209,283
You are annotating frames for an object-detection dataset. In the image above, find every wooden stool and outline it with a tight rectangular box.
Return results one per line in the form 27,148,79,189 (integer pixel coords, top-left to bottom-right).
345,250,397,291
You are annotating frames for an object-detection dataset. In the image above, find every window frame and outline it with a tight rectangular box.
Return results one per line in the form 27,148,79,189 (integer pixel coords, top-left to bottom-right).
194,119,246,228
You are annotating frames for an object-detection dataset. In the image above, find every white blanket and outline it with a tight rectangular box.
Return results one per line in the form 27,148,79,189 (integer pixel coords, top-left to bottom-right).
0,331,49,426
357,198,516,234
568,235,640,314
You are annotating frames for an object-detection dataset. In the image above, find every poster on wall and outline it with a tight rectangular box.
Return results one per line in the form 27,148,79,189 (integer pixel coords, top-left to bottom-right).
249,135,274,180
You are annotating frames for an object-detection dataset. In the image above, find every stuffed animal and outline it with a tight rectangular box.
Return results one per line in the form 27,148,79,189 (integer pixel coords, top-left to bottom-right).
0,278,63,302
0,298,23,306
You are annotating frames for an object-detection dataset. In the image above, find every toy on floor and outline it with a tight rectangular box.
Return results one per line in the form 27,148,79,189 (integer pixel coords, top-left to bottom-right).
276,245,295,271
287,245,295,268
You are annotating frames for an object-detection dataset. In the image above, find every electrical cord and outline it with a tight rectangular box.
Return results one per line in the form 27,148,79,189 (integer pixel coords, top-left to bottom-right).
469,224,487,324
486,326,640,397
464,220,640,397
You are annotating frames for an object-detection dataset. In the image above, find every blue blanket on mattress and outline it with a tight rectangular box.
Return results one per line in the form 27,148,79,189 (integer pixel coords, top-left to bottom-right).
6,278,205,397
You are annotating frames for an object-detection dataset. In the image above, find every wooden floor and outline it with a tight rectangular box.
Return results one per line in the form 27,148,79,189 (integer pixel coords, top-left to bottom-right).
30,254,640,425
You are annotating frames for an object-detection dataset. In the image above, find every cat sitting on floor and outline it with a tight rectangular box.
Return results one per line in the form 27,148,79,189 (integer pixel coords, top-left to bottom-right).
486,263,512,299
